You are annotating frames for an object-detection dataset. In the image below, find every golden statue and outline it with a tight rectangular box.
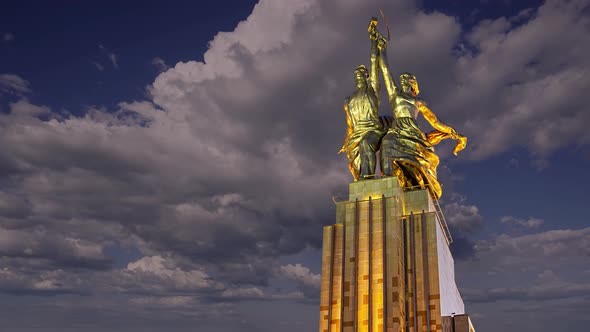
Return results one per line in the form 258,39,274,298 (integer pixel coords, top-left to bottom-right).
376,34,467,199
339,18,387,181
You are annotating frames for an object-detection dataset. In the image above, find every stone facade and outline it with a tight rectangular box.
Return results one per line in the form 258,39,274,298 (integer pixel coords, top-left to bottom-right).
319,178,474,332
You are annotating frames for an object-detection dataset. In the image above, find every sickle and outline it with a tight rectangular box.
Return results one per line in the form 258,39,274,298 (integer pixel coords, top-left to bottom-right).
379,8,391,41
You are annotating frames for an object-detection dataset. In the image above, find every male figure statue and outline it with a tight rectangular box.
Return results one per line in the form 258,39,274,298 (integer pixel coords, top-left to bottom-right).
339,18,387,181
376,35,467,199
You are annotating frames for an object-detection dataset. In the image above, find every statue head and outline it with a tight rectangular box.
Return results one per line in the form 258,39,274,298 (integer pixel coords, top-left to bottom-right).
400,72,419,96
354,65,369,88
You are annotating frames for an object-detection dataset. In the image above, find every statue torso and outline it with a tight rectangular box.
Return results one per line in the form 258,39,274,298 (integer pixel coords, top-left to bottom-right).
347,86,380,128
393,92,419,119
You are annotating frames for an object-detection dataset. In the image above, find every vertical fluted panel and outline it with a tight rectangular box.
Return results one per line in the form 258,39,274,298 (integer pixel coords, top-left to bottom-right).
385,197,405,332
342,201,357,332
370,198,384,332
321,180,455,332
320,226,334,332
331,224,344,332
356,200,370,332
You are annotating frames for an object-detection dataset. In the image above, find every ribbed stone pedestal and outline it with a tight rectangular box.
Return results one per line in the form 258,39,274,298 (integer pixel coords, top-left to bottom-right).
319,178,475,332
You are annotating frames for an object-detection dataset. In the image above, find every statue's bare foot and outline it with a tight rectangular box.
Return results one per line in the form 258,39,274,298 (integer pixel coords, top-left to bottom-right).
453,135,467,156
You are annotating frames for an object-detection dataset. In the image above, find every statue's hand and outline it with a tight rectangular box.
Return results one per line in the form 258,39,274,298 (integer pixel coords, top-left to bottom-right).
368,19,378,41
377,36,388,51
370,30,379,41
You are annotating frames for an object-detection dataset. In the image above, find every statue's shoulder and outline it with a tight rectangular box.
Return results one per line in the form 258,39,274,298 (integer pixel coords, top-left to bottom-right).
403,96,425,107
414,97,426,106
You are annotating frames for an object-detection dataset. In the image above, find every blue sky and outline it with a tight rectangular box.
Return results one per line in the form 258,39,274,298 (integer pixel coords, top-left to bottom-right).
1,1,258,111
1,1,589,331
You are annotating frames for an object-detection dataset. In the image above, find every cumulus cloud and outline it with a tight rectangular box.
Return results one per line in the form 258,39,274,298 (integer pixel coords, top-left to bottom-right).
463,278,590,303
221,287,265,299
124,256,216,291
443,198,483,260
454,226,590,331
151,57,169,72
277,263,321,299
444,202,483,234
0,227,112,270
0,74,31,96
129,295,196,307
462,268,590,305
457,226,590,295
500,215,544,228
279,264,321,289
2,0,584,293
1,0,589,330
445,0,590,159
0,267,88,296
476,227,590,271
280,264,321,289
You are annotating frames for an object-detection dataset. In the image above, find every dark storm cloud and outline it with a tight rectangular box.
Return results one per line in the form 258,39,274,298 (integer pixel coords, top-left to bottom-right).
0,294,246,332
453,226,590,331
445,201,483,234
474,227,590,272
446,0,590,159
463,278,590,303
457,227,590,301
0,228,112,270
443,195,482,260
449,236,478,260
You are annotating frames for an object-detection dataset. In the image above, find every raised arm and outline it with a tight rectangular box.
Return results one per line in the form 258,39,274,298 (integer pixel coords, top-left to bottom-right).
368,18,380,97
377,36,399,104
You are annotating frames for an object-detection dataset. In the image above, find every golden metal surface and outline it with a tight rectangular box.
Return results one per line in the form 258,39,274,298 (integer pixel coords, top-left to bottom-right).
376,33,466,199
339,18,386,181
338,16,466,198
325,18,475,332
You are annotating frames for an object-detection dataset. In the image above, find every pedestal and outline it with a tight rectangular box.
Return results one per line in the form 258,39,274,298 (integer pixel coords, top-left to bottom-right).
319,178,475,332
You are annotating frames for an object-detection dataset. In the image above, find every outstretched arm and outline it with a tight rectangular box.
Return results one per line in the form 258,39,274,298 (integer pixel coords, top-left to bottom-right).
377,36,399,103
416,100,457,136
417,100,467,155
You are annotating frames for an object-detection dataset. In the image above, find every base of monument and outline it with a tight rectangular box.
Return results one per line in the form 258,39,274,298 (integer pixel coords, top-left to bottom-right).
319,177,476,332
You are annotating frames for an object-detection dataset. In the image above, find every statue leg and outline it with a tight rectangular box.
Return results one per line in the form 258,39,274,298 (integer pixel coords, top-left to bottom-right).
359,131,380,180
380,133,394,176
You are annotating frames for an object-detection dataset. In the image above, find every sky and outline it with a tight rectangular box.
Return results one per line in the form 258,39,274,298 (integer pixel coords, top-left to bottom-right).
0,0,589,331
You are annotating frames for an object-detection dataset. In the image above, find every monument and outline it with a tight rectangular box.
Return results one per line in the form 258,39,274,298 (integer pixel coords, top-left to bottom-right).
320,17,475,332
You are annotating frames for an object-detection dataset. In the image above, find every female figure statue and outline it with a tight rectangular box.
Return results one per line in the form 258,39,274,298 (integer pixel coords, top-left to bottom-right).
376,36,466,199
